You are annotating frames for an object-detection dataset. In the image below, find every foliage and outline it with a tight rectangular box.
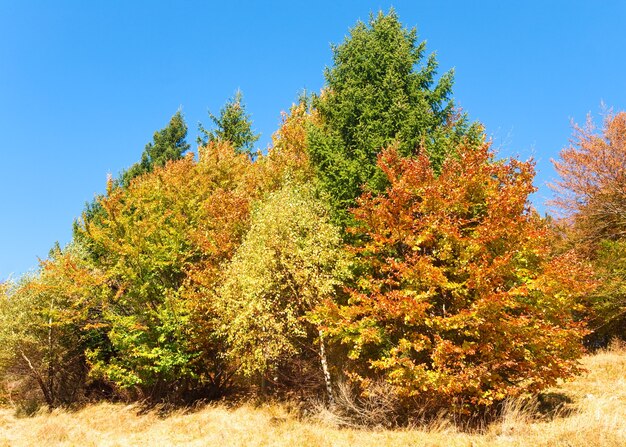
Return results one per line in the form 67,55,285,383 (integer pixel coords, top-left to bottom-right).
78,142,256,401
586,240,626,342
319,144,591,412
74,111,191,257
255,101,315,192
308,9,481,226
0,244,104,409
217,182,350,386
1,10,608,417
551,111,626,343
119,111,190,188
198,90,260,157
551,111,626,246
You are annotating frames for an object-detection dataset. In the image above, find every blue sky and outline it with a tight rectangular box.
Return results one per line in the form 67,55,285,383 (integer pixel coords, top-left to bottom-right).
1,0,625,280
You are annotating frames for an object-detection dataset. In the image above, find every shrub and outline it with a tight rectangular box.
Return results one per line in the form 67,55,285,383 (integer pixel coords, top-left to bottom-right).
319,143,592,415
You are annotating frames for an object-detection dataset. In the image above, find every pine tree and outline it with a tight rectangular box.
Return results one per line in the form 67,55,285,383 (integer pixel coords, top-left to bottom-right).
198,90,260,157
308,10,480,227
119,110,190,187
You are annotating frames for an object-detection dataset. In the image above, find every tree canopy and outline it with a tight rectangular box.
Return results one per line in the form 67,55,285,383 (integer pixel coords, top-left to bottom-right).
198,90,260,157
318,143,591,412
551,112,626,245
551,112,626,343
308,9,481,226
119,110,190,188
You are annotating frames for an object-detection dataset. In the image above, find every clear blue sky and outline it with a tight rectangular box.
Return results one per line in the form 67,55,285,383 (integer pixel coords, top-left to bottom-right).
1,1,625,280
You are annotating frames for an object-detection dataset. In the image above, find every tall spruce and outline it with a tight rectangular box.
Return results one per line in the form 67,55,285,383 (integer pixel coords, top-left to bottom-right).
119,110,190,188
198,90,260,157
308,10,480,227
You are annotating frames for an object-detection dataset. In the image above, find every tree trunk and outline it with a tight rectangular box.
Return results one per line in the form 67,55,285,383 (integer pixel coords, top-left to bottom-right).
46,298,55,406
318,329,334,405
20,351,53,408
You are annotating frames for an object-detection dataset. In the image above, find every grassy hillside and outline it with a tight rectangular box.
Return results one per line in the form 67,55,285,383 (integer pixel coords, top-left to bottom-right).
1,343,625,447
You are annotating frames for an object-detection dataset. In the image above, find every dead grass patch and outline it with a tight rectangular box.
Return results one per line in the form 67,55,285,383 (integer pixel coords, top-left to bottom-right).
0,343,624,446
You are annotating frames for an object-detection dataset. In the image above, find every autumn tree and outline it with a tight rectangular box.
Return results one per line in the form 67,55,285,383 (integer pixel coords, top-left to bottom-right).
551,111,626,342
75,111,191,260
198,90,260,157
319,143,591,415
0,244,105,410
255,101,315,192
551,111,626,245
308,10,480,226
217,183,350,399
78,142,256,401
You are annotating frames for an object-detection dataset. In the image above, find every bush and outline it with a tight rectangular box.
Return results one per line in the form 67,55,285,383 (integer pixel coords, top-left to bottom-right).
0,245,101,409
319,143,592,415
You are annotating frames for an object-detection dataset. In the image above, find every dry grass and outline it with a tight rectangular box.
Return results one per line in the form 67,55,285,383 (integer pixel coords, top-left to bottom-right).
1,342,625,446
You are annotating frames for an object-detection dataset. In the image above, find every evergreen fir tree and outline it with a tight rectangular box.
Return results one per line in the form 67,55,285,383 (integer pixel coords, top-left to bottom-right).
308,10,480,227
198,90,260,157
119,110,190,187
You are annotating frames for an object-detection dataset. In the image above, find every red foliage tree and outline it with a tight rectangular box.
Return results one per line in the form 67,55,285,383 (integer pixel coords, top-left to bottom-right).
551,111,626,245
321,143,592,412
550,111,626,342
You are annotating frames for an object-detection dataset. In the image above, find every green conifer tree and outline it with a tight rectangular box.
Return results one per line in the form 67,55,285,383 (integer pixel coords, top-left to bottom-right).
198,90,260,157
308,10,480,227
119,110,190,187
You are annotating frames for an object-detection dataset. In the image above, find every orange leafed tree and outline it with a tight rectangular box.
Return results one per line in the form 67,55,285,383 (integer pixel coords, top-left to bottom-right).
551,111,626,244
254,101,315,192
79,141,257,400
320,143,592,413
0,245,106,409
551,111,626,342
